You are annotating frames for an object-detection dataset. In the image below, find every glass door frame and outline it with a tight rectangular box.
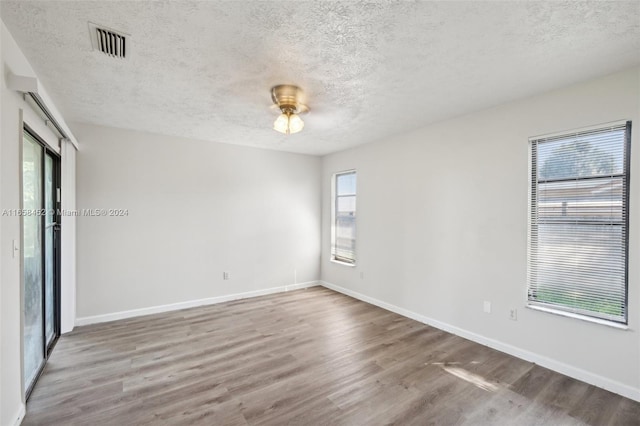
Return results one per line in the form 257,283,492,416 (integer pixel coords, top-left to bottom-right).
43,148,61,356
23,125,61,400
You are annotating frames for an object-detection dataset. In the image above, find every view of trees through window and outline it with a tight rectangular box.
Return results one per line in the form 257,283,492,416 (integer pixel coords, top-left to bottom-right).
23,132,45,387
529,125,629,323
539,140,616,180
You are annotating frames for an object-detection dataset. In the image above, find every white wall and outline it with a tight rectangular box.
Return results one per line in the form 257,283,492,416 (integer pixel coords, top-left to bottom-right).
321,67,640,401
2,20,33,426
60,140,76,333
73,124,321,321
0,9,4,425
1,21,31,426
1,20,78,425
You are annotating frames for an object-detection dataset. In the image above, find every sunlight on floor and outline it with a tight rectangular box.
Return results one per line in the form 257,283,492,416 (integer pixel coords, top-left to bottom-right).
440,365,499,392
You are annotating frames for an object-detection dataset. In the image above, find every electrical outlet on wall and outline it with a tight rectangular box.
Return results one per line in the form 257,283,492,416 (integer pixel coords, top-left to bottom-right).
223,271,230,280
483,301,491,313
509,308,518,321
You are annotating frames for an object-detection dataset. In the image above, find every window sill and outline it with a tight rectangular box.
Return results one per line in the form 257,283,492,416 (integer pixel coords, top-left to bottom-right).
330,259,356,267
526,304,629,330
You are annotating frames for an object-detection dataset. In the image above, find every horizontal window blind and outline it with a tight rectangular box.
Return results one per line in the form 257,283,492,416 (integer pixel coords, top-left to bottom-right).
332,171,356,264
528,122,631,324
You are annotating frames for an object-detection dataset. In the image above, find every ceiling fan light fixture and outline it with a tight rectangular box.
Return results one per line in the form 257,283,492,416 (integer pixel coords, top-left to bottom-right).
288,113,304,134
271,85,308,135
274,112,291,134
273,110,304,135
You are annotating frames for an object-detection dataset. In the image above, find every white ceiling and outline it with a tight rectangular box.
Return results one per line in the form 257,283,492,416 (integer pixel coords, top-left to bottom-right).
2,1,639,155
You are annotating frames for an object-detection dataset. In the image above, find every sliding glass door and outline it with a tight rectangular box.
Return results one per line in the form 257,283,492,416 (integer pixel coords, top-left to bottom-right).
23,129,60,397
23,130,44,391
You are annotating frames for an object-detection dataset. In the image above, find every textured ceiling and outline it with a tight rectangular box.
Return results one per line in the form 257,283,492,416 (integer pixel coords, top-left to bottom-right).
2,1,639,155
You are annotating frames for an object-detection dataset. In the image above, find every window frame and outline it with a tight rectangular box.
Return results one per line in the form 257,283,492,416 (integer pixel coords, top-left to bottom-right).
527,121,631,327
331,170,357,266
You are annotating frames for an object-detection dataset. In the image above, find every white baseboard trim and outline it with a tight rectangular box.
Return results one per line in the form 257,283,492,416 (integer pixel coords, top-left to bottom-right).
11,403,26,426
320,280,640,402
75,281,319,327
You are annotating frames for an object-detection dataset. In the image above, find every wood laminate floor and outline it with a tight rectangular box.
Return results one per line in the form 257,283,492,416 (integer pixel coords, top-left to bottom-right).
25,287,640,425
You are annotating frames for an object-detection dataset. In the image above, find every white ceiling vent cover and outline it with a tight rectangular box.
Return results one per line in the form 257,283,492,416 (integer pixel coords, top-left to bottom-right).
88,22,128,59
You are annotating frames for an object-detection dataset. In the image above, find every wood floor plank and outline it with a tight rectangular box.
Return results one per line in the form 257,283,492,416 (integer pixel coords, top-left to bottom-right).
569,386,629,425
23,286,640,425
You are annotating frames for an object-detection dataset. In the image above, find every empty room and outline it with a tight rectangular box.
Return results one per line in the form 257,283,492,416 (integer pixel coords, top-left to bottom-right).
1,1,639,425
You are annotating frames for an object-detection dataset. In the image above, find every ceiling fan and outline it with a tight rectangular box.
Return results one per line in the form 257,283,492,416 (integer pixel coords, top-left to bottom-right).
270,84,309,135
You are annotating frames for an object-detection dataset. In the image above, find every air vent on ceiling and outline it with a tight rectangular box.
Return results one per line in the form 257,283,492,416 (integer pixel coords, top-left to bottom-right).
88,22,128,59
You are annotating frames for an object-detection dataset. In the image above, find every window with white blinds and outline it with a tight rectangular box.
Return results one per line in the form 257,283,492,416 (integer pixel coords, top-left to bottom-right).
332,170,356,264
528,122,631,324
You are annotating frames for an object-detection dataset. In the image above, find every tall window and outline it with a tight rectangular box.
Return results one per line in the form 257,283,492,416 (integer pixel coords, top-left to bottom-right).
332,170,356,264
528,122,631,325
